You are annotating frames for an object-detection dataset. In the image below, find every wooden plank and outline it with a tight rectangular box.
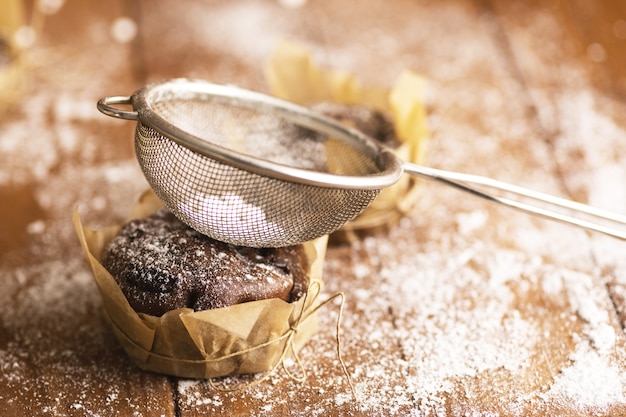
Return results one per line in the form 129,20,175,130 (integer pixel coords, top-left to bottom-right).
0,0,176,415
566,0,626,97
471,0,626,415
136,0,626,415
2,0,626,415
0,258,176,416
489,0,626,314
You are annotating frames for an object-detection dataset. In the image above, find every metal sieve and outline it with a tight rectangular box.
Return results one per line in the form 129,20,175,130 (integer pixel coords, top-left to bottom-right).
98,78,626,247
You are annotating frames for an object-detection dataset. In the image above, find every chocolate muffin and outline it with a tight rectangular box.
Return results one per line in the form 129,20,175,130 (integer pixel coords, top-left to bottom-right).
311,102,400,148
102,208,309,316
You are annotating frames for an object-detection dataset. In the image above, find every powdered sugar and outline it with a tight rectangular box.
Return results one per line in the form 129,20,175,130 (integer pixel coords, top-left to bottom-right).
178,193,286,244
542,343,626,410
3,0,626,415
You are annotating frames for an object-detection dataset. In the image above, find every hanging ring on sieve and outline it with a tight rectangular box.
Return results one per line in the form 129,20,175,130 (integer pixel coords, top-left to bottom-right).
97,96,138,120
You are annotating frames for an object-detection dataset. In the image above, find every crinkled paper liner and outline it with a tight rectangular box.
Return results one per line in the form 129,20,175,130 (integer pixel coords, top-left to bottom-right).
265,39,429,241
0,0,25,111
73,190,334,384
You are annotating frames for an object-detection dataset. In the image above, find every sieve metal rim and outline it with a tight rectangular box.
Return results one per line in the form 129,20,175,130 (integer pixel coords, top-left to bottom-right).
99,78,404,190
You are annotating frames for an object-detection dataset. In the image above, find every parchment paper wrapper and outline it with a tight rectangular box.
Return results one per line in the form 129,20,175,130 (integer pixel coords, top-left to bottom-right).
266,39,429,241
74,190,328,379
0,0,25,110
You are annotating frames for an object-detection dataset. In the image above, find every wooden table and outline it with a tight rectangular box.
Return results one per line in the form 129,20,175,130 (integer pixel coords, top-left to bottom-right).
2,0,626,415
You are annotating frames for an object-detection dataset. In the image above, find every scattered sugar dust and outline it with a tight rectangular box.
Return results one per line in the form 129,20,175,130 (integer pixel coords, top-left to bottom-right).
3,1,626,416
542,343,626,410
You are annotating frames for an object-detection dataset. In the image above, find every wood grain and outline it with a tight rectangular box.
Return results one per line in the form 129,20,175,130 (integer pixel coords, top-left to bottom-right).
2,0,626,415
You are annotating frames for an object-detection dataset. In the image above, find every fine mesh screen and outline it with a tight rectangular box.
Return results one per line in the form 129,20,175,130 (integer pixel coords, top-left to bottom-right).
134,93,383,247
151,97,380,175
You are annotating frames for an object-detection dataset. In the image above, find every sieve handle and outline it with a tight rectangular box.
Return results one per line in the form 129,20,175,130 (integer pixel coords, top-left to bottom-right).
97,96,138,120
403,163,626,241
